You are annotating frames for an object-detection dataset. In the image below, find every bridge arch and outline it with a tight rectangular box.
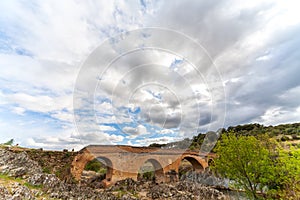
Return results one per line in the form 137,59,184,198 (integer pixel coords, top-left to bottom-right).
71,149,114,183
138,158,164,183
179,155,206,173
95,157,113,181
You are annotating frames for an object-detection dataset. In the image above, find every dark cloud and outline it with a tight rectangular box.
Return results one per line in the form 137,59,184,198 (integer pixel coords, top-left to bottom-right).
149,0,275,57
199,112,218,126
146,0,300,128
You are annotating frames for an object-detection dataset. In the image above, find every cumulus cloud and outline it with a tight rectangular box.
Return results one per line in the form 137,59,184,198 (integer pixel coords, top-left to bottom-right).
146,0,300,128
123,124,147,139
24,130,124,150
1,0,300,149
0,0,153,149
135,136,180,146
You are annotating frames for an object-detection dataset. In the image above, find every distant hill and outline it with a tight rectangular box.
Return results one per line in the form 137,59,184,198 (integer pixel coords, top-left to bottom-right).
149,122,300,150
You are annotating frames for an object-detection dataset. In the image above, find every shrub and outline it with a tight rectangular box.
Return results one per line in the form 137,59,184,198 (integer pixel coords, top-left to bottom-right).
84,159,105,173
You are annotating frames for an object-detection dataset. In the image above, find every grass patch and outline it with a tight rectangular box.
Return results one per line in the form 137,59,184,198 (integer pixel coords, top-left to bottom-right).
0,173,42,189
24,182,43,189
0,173,47,199
115,189,138,198
42,167,51,174
0,173,23,183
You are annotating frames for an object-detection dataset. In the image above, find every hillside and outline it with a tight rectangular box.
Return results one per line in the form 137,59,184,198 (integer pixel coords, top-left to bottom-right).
150,122,300,150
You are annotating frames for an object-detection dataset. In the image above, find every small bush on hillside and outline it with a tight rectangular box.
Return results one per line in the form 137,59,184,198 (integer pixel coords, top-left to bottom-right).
2,139,14,146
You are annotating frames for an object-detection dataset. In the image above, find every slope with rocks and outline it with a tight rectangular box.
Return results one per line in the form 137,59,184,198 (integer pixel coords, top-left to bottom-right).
7,146,76,182
0,147,228,199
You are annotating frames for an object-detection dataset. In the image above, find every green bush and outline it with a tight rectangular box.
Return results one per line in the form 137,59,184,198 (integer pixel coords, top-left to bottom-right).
143,171,154,180
42,167,51,174
292,134,300,140
84,159,105,173
281,135,290,141
3,139,14,145
213,132,300,199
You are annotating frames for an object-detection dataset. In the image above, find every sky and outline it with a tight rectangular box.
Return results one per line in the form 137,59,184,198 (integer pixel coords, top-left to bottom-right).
0,0,300,150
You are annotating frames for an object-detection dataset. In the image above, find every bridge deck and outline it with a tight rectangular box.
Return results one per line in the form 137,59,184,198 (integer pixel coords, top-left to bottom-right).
84,145,215,157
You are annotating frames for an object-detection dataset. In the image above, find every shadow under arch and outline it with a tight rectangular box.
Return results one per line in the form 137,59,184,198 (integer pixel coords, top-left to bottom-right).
138,158,165,183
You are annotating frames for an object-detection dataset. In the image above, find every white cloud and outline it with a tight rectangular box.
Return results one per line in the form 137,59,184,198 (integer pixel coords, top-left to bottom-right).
123,126,137,134
12,107,25,115
25,130,124,151
135,136,179,146
99,125,116,131
123,124,148,139
260,106,300,126
51,112,74,123
1,0,300,149
0,0,150,149
160,129,174,135
6,93,56,113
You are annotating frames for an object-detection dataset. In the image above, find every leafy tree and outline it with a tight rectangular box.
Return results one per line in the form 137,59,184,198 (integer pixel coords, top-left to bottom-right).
3,139,14,146
148,143,166,148
275,147,300,199
213,133,277,199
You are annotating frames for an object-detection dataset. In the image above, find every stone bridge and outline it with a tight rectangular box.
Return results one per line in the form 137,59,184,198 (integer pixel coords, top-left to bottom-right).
71,145,214,185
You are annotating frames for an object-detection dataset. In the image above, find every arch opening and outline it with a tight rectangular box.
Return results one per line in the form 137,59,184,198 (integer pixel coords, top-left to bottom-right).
137,159,164,183
81,156,113,186
96,157,113,181
179,156,204,179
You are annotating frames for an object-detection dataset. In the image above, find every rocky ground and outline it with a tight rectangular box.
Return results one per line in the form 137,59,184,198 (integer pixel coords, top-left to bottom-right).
0,147,228,200
180,170,230,189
